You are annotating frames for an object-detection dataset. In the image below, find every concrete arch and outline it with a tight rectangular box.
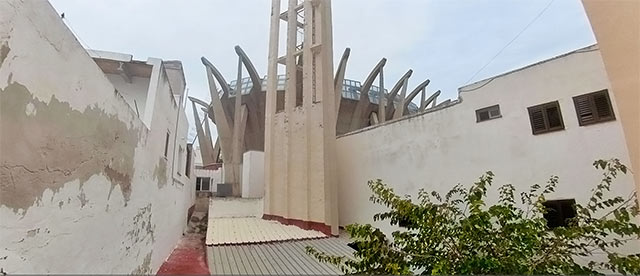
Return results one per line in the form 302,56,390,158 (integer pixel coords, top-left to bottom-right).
402,78,430,115
234,46,262,93
385,69,413,120
334,48,351,109
349,58,386,131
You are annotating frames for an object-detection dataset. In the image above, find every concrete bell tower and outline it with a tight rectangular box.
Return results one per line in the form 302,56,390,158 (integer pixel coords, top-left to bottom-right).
263,0,339,236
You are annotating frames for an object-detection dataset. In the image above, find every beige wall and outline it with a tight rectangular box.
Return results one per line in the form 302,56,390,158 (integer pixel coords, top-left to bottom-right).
0,1,192,273
582,0,640,195
336,46,636,238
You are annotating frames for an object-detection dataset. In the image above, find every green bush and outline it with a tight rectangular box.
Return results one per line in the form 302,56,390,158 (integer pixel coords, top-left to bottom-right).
307,159,640,275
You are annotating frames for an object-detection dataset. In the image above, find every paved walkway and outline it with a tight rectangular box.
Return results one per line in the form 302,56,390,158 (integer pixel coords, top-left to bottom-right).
157,212,209,275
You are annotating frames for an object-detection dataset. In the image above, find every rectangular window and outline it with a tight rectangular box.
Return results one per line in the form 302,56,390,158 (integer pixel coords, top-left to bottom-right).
195,177,210,191
164,131,170,158
527,101,565,135
543,199,577,228
475,104,501,122
185,144,192,177
573,89,615,126
201,177,210,191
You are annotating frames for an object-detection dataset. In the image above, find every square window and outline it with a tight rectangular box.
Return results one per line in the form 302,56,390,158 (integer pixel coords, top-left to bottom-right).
201,177,211,191
527,101,565,135
573,89,615,126
543,199,577,228
475,104,501,122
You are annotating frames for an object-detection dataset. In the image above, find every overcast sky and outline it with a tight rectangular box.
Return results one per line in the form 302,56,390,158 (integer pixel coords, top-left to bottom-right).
49,0,596,142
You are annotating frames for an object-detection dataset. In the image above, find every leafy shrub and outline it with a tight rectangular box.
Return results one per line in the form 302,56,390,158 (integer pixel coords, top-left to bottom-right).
306,159,639,275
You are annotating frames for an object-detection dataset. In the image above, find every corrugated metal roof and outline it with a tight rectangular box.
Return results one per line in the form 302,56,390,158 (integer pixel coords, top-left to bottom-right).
206,217,326,246
207,237,354,275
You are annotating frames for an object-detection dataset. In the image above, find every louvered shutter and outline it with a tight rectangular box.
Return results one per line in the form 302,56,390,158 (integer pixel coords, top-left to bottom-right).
573,90,615,126
573,95,594,126
528,106,546,134
593,92,613,119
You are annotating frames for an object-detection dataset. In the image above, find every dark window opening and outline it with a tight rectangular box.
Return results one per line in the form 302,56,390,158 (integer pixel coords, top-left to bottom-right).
196,177,211,191
573,89,615,126
185,144,192,177
528,101,565,135
164,132,170,158
543,199,577,228
476,104,501,122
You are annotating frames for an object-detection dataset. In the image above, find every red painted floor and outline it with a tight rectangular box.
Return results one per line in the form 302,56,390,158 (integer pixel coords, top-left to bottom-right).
157,215,209,275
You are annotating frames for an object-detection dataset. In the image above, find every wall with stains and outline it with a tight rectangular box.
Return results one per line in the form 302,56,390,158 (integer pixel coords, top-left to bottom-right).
335,45,637,239
0,0,193,273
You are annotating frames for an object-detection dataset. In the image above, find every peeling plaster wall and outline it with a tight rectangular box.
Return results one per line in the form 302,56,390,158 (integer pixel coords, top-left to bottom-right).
336,46,637,238
0,0,193,274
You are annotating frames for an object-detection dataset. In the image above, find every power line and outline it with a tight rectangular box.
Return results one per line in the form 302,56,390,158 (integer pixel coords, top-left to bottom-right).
463,0,555,85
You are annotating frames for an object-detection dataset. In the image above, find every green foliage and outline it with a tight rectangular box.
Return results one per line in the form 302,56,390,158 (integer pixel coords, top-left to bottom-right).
306,159,640,275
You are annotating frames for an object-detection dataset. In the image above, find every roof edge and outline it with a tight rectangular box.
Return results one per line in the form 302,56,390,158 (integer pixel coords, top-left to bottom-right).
459,44,599,93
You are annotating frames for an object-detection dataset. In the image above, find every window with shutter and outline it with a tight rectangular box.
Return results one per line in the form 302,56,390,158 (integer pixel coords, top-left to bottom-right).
543,199,577,228
475,104,501,122
573,89,615,126
528,101,564,135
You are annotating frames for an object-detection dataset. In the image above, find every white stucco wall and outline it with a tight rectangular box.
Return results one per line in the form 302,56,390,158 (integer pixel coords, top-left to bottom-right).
336,46,636,237
242,151,265,198
0,1,193,273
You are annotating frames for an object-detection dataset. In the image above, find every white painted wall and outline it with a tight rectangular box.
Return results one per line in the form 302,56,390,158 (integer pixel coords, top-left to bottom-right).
209,197,264,218
336,46,637,238
105,74,150,119
0,1,193,273
194,168,223,193
242,151,265,198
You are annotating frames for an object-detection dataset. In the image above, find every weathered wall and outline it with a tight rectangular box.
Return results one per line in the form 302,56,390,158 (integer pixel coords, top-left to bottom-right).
336,46,636,236
0,1,193,273
582,0,640,197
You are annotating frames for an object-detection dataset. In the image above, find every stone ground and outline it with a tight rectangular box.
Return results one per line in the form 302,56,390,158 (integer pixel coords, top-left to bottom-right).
156,212,210,275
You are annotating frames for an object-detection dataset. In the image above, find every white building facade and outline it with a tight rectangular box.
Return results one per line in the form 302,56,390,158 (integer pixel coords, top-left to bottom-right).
335,45,636,238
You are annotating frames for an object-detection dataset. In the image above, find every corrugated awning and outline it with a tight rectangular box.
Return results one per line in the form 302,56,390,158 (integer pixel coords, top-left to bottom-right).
206,217,326,246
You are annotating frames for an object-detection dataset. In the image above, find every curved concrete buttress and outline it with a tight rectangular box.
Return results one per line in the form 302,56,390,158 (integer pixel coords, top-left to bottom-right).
202,57,232,98
189,96,209,108
385,69,413,120
190,100,215,165
202,58,234,122
234,46,263,151
203,113,216,161
402,79,430,115
423,90,441,109
349,58,386,131
235,46,262,92
212,137,221,163
334,48,351,109
200,59,235,163
199,106,217,125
